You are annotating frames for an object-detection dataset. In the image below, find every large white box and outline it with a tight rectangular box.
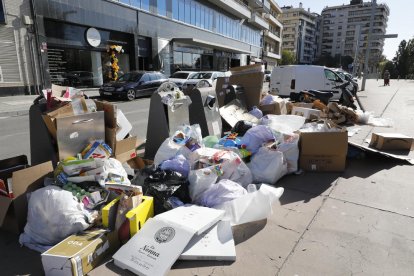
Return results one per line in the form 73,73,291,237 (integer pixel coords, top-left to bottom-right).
113,206,225,276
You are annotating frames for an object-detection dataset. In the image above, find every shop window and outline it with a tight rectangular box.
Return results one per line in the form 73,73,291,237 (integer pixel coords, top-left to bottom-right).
182,52,192,68
173,51,183,66
202,55,213,70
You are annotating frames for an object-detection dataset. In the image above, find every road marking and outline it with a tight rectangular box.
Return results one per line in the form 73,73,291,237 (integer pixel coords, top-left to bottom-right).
0,116,9,120
0,132,29,140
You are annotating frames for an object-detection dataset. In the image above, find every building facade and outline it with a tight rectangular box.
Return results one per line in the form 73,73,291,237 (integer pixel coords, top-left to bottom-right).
280,4,320,64
13,0,278,93
320,0,389,72
262,0,283,70
0,0,41,96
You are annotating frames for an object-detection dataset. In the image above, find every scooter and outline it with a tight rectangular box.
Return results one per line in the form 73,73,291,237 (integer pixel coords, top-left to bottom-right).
334,81,357,110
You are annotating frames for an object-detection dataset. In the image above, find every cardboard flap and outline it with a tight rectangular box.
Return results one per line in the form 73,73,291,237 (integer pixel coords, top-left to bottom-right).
12,161,53,198
115,136,137,155
95,100,117,129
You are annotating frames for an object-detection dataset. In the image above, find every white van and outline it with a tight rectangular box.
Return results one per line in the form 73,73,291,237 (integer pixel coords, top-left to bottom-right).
270,65,344,100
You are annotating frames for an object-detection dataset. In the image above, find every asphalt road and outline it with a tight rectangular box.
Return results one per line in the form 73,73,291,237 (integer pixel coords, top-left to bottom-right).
0,96,151,161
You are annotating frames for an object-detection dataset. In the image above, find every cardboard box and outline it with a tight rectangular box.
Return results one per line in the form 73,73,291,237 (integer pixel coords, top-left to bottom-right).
102,195,154,237
292,106,321,120
0,161,53,233
300,130,348,172
216,64,264,110
286,102,313,114
41,229,119,276
260,100,287,116
369,133,414,151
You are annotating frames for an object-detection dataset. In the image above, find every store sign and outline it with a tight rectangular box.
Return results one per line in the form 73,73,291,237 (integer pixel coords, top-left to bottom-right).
85,27,101,47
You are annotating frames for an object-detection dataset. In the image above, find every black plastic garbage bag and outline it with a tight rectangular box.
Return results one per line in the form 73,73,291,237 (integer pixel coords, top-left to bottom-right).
143,169,191,214
231,120,255,136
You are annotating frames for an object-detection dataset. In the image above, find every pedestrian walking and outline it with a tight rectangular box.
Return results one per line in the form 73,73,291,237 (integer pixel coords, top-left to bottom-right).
383,70,390,86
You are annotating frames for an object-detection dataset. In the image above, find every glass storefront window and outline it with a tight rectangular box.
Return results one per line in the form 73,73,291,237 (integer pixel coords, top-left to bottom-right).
182,52,192,68
174,51,183,67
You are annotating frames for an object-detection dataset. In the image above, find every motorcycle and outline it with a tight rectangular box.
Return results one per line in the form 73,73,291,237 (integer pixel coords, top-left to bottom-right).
334,81,357,110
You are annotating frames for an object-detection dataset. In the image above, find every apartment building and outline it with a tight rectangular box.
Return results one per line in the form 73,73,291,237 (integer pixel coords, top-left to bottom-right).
320,0,389,72
262,0,283,70
280,3,320,64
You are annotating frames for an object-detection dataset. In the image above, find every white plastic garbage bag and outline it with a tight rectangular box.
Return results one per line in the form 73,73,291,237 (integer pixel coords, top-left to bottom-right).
188,166,218,202
19,186,92,252
216,184,284,225
240,125,275,154
198,179,247,208
213,151,253,188
154,124,202,165
277,133,300,173
260,115,306,134
248,147,287,184
98,158,131,186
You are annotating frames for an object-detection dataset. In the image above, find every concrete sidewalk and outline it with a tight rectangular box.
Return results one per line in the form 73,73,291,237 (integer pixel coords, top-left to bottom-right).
0,88,100,117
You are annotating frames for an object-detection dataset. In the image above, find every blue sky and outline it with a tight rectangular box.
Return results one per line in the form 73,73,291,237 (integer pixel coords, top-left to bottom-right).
276,0,414,60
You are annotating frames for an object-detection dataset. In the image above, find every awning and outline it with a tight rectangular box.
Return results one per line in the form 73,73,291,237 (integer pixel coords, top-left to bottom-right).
173,38,252,55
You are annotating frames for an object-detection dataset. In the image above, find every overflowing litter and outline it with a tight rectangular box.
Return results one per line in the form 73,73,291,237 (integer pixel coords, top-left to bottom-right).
0,64,412,276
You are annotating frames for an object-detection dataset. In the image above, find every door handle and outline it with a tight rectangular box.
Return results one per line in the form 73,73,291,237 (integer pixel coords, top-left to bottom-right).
72,118,94,124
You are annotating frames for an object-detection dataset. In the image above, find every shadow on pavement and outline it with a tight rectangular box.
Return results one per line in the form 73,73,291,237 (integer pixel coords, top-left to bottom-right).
0,230,43,275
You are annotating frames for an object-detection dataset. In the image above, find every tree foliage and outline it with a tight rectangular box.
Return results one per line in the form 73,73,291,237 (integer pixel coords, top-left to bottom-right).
392,38,414,78
281,50,296,65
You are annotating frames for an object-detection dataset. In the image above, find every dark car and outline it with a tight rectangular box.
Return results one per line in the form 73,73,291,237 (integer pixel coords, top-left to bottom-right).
99,71,168,101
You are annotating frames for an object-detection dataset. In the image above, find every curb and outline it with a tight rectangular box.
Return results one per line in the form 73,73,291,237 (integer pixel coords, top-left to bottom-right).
0,109,30,118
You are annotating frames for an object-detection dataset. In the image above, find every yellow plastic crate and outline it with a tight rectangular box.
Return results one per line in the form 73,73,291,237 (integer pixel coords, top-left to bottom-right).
102,195,154,237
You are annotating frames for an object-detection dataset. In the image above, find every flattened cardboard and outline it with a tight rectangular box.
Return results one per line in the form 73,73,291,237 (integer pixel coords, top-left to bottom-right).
300,130,348,172
219,99,259,127
42,229,119,276
348,141,414,165
0,161,53,233
369,133,413,151
180,221,236,261
216,64,264,110
116,109,132,141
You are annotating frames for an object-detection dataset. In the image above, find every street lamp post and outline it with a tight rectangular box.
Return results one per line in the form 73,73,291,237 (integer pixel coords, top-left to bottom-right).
361,0,376,91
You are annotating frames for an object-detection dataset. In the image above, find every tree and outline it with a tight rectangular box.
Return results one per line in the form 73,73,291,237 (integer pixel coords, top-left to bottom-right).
382,61,397,79
281,50,296,65
393,40,409,78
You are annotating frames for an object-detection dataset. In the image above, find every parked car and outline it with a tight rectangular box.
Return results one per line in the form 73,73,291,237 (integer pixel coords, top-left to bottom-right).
182,71,225,91
264,70,271,82
99,71,168,101
63,71,95,87
270,65,344,101
168,71,198,89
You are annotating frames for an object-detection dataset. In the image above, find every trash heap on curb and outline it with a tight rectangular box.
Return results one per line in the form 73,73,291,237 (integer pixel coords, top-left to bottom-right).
0,65,412,276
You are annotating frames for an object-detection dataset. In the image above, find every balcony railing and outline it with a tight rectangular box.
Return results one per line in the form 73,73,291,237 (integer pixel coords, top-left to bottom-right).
206,0,251,19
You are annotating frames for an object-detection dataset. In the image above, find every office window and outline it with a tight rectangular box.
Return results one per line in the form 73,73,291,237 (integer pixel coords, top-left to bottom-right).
141,0,149,11
191,1,196,25
172,0,179,20
184,0,190,24
178,0,184,21
157,0,166,16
